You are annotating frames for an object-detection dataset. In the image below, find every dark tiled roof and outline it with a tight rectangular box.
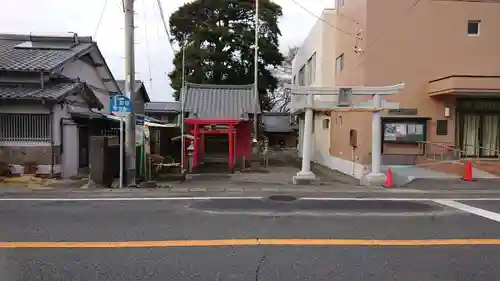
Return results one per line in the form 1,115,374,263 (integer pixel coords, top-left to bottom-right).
262,113,297,133
184,84,259,119
0,82,83,100
0,34,94,72
116,79,151,102
145,101,180,112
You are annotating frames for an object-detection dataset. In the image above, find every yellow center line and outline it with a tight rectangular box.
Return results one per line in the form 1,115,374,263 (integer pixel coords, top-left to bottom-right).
1,238,500,248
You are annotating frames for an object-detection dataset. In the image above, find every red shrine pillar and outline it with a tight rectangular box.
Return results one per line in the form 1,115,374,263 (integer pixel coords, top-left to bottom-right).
193,124,198,168
200,133,204,163
228,124,234,169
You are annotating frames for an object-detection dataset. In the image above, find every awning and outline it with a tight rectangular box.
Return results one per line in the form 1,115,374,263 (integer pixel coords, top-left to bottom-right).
428,75,500,97
171,134,194,141
69,107,120,122
144,121,177,128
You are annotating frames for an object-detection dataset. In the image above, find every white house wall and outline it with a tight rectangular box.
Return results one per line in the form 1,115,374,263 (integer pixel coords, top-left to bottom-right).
292,9,338,168
312,114,330,165
62,59,111,113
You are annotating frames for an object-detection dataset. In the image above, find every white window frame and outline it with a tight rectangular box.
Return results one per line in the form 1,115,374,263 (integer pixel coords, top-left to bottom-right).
468,20,481,36
308,53,316,85
335,53,344,73
298,65,306,86
322,118,330,129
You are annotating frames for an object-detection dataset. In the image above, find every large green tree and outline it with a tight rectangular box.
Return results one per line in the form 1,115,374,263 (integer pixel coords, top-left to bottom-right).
168,0,284,111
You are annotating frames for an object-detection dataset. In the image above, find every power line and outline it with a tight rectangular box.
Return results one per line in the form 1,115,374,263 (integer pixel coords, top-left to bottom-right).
289,0,355,37
411,0,423,8
93,0,109,39
156,0,176,53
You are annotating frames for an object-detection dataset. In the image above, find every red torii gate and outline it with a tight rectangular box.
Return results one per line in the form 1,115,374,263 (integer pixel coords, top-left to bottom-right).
184,118,253,169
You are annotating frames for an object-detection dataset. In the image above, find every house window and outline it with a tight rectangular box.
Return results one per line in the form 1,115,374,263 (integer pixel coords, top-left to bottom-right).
335,53,344,73
323,118,330,129
436,120,448,136
293,75,296,85
468,20,480,36
0,114,51,142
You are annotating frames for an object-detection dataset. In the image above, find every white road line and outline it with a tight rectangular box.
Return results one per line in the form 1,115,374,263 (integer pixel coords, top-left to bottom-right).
0,196,264,202
0,197,500,202
434,199,500,223
301,198,500,201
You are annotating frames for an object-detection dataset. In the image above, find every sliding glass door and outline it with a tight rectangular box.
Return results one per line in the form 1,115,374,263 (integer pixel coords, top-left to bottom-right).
481,115,500,157
461,115,480,156
460,114,500,157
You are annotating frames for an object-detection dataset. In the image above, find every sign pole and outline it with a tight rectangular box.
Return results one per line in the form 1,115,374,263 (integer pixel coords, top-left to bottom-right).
119,116,124,189
111,95,132,189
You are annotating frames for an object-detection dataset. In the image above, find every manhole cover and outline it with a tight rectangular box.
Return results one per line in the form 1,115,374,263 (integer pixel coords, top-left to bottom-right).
268,195,297,202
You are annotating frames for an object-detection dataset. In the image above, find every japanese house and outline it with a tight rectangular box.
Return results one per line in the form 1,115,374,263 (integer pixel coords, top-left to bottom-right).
116,80,151,115
261,112,298,148
0,33,122,178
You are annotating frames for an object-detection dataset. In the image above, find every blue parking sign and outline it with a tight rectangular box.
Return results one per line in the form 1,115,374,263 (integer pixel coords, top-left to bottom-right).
111,95,132,116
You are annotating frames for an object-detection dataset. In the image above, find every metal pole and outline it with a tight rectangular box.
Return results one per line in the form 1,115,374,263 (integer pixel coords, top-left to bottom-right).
124,0,136,186
253,0,259,139
181,44,186,171
371,94,382,174
119,117,124,189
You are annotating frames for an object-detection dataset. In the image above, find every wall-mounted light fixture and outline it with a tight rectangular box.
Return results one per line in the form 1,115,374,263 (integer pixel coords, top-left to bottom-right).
444,105,451,118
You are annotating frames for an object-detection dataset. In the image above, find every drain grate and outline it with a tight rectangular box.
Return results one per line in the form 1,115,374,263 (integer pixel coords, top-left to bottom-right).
267,195,297,202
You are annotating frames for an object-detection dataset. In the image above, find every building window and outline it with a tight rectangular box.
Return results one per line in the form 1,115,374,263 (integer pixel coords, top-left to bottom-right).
293,75,296,85
322,118,330,129
436,120,448,136
336,53,344,73
312,113,315,133
0,114,51,142
468,20,480,36
298,65,306,86
307,53,316,85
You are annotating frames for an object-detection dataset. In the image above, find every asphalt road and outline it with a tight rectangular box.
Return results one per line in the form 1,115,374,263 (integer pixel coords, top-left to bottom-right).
1,197,500,280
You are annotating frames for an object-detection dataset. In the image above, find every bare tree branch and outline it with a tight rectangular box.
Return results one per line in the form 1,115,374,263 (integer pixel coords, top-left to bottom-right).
269,45,299,112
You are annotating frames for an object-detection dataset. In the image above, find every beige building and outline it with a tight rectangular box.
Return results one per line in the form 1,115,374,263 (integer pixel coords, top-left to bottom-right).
292,0,500,178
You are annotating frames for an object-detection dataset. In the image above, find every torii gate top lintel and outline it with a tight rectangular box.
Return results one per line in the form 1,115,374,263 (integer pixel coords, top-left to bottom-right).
284,83,405,96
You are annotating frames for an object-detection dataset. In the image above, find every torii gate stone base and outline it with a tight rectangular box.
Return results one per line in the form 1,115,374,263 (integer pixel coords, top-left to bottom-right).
288,83,405,186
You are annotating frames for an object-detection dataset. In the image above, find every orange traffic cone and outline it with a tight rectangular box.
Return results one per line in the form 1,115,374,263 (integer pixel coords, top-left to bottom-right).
462,160,473,181
383,168,394,188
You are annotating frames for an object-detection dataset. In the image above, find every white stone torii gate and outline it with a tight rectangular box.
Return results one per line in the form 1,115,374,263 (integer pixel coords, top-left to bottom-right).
285,83,405,186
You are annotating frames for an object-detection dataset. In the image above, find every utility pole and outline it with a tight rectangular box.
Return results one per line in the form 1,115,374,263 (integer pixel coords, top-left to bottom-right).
253,0,259,140
180,44,186,172
124,0,136,186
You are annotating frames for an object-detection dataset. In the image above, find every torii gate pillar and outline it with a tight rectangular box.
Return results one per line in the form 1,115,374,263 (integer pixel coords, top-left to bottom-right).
293,92,316,185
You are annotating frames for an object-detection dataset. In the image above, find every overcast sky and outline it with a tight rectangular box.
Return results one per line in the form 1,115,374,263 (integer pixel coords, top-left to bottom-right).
0,0,333,101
